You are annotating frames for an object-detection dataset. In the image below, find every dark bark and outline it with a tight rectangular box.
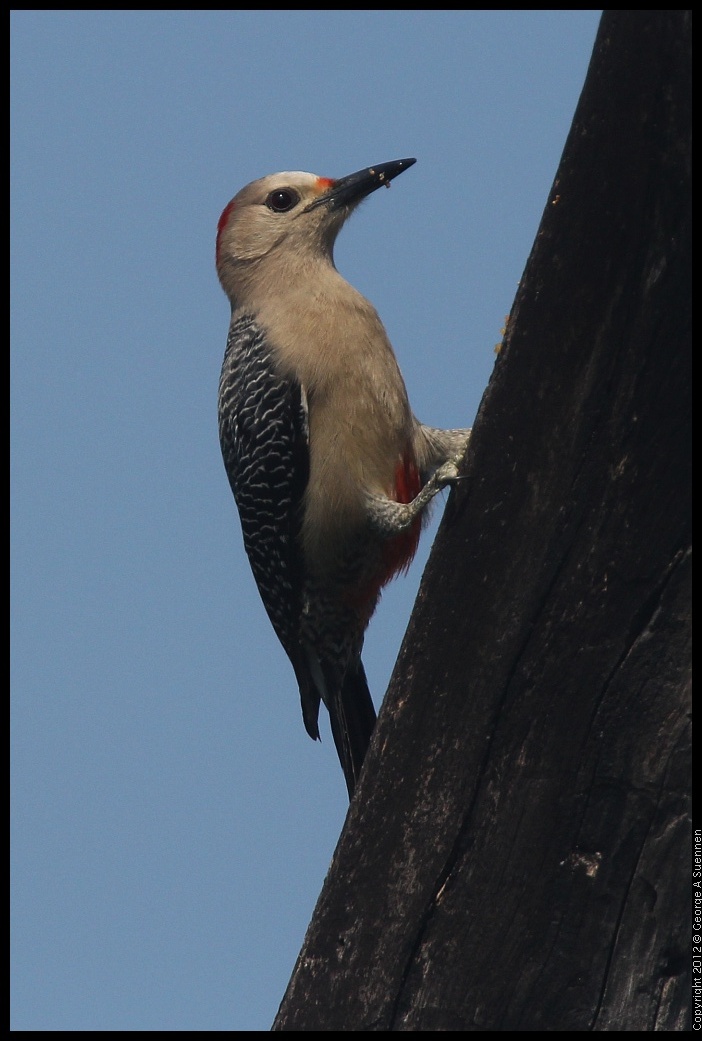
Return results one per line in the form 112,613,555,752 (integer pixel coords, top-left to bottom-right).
273,10,691,1031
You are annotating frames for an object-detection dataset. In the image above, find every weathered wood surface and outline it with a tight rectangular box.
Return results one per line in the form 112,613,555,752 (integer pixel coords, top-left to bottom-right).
273,10,691,1031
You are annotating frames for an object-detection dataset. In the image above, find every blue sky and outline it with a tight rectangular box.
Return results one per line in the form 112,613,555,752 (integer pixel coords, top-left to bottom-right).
11,10,602,1031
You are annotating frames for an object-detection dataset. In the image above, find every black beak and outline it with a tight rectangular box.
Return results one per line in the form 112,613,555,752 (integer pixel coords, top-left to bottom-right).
307,158,416,211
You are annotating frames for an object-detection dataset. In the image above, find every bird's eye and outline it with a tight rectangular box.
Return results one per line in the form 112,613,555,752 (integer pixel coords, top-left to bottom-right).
266,189,299,213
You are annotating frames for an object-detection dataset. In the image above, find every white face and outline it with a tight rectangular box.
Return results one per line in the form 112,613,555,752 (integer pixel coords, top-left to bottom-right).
216,171,347,268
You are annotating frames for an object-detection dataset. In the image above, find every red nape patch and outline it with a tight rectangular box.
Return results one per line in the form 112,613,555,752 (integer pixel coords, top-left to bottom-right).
216,200,236,265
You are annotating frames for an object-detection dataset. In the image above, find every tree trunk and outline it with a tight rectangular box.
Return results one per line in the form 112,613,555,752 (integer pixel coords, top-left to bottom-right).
273,10,691,1031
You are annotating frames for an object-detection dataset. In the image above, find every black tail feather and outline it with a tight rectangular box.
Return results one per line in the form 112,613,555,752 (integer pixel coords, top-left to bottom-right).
327,659,377,799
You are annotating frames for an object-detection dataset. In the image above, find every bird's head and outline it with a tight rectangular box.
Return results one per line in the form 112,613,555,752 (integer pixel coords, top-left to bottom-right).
216,158,416,304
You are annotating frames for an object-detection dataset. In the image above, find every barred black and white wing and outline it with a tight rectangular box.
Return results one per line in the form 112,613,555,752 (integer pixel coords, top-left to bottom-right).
217,315,319,730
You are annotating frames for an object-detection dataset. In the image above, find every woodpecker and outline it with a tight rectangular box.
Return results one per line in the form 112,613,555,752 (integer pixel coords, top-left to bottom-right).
216,158,469,799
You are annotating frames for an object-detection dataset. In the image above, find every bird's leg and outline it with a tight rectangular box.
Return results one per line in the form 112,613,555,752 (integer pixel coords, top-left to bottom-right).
419,425,471,470
364,460,462,538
